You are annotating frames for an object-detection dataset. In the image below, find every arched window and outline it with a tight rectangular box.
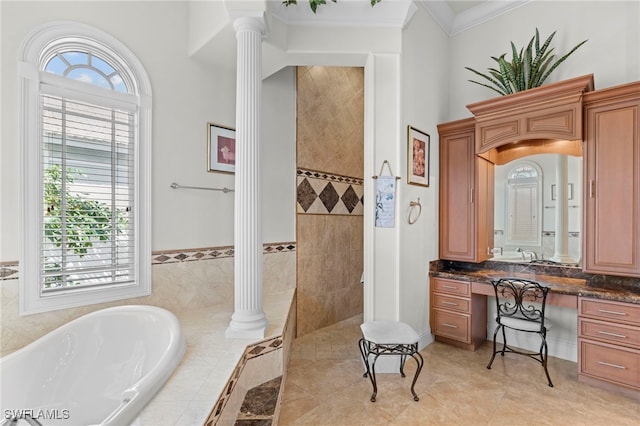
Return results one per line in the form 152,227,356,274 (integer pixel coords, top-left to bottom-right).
20,22,152,314
505,162,542,247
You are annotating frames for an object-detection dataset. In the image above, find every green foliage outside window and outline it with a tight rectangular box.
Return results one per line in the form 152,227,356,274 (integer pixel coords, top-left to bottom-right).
43,165,128,288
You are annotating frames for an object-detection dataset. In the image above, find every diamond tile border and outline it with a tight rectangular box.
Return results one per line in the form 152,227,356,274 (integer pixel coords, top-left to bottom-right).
204,335,284,426
0,263,19,281
296,168,364,215
296,168,364,186
0,242,297,280
152,242,296,264
204,295,295,426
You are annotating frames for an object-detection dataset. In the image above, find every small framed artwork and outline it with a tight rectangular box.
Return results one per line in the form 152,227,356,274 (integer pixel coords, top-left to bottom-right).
208,123,236,174
407,125,430,187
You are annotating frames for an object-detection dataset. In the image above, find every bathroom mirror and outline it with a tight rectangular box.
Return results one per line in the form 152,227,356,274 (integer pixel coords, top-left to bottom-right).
492,153,582,266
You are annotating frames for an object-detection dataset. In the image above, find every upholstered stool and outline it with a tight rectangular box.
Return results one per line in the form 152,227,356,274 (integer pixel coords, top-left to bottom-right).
358,320,424,402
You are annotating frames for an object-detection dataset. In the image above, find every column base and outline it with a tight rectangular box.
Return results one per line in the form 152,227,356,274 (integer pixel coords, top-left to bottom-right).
225,314,269,339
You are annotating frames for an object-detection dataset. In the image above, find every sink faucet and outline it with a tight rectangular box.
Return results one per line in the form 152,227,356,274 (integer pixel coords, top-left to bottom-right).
520,250,538,261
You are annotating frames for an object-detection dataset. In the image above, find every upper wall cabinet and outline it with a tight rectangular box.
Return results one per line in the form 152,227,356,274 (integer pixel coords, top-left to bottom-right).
583,81,640,277
467,74,594,164
438,118,494,262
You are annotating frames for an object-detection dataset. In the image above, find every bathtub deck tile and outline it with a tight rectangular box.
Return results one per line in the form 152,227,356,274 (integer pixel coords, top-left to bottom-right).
134,288,294,425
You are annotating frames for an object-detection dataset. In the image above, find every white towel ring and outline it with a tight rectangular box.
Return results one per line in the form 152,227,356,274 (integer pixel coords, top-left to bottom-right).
408,198,422,225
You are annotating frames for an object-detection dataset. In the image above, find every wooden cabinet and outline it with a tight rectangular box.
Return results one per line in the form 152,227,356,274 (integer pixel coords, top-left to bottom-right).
430,277,487,351
578,297,640,399
583,82,640,277
437,78,640,277
437,118,493,262
467,74,594,156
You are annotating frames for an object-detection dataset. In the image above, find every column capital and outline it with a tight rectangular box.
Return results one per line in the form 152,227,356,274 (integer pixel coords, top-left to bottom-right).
230,12,266,37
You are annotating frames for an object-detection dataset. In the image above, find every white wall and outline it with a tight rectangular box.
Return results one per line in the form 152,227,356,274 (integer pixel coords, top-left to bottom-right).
0,1,296,261
399,7,449,344
2,1,638,360
262,66,297,243
447,0,640,120
0,0,295,353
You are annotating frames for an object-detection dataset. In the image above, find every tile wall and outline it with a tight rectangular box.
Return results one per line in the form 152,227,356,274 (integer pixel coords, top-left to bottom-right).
295,66,364,336
0,243,296,355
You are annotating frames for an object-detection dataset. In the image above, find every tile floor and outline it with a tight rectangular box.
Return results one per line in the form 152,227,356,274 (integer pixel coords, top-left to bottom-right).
279,315,639,425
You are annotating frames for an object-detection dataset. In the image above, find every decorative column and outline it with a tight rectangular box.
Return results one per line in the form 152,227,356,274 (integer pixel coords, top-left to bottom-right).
550,154,574,264
226,14,268,339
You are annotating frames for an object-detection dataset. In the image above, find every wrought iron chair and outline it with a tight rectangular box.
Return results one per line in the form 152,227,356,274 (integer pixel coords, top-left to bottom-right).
486,278,553,387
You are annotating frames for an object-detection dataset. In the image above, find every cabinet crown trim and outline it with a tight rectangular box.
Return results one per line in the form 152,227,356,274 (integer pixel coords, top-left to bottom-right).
467,74,595,155
467,74,595,117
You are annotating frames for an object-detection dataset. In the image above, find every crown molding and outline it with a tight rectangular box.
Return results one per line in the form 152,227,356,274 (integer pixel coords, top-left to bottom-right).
419,0,532,36
268,0,418,28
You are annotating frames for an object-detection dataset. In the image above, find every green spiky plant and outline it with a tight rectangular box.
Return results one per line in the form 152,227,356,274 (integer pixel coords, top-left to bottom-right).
465,28,587,96
283,0,382,14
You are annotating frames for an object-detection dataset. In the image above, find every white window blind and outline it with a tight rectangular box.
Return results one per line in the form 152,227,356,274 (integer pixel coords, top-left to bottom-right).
41,93,135,292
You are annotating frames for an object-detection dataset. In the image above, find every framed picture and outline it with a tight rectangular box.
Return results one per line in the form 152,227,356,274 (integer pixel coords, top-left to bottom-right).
407,125,430,187
208,123,236,174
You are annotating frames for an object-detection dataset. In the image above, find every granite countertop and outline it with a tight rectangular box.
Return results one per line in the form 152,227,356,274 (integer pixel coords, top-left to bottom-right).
430,260,640,305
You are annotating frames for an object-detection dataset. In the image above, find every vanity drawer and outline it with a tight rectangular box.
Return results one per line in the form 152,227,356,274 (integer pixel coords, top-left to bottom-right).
580,340,640,389
432,278,470,297
432,293,470,313
433,309,470,343
579,298,640,326
579,318,640,349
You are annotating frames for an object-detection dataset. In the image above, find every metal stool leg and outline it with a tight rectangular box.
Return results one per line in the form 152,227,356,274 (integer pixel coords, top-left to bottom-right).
359,338,378,402
399,354,407,377
409,350,424,401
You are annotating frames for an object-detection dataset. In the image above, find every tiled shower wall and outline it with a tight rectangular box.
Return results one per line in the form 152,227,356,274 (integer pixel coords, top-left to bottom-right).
295,66,364,336
0,244,295,355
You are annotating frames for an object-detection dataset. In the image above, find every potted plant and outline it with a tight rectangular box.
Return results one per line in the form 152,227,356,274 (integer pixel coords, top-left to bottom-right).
465,28,587,96
283,0,381,13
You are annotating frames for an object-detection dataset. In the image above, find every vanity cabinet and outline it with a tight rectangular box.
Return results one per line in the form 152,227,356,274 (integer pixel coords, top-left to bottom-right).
437,118,493,262
430,277,487,351
578,297,640,399
583,82,640,277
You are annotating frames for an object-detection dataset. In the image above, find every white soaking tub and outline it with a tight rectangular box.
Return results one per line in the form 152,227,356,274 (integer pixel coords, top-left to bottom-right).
0,305,185,425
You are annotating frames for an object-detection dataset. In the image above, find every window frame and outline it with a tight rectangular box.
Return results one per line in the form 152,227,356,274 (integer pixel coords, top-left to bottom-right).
19,21,152,314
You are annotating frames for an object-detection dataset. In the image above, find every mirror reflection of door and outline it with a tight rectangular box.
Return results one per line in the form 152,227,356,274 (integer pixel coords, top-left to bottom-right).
506,162,542,247
494,154,582,264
